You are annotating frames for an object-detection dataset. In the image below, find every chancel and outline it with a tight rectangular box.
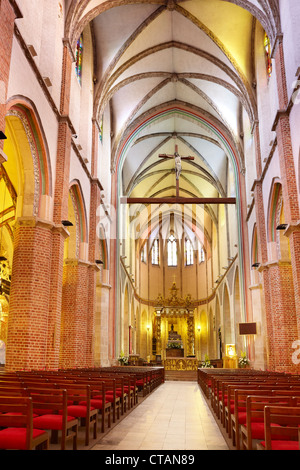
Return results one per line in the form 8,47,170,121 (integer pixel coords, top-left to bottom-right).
0,0,300,452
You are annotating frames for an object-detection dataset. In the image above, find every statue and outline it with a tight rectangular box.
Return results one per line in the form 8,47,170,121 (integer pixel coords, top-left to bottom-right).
174,152,182,180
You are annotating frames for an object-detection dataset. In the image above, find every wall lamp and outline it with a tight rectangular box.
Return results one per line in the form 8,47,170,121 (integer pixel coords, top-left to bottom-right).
61,220,73,227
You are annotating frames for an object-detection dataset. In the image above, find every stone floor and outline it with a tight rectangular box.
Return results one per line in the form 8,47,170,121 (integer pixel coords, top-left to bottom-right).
91,381,229,451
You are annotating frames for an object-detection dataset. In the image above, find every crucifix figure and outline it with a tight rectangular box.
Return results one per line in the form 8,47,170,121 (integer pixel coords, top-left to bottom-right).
159,145,194,197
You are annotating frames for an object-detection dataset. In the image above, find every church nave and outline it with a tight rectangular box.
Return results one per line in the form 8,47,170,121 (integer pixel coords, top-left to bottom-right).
92,381,228,451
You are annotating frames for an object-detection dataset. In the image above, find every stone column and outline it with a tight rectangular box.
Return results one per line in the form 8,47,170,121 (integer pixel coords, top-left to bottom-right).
94,280,111,367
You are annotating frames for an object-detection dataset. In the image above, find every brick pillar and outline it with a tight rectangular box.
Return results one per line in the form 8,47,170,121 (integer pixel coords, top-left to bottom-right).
86,179,101,367
85,119,102,367
6,218,53,371
61,260,91,368
46,226,69,369
268,262,298,373
252,123,275,368
272,37,300,339
50,39,74,369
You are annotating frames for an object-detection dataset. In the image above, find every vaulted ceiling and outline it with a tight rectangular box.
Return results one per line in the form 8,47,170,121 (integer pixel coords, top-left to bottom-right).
67,0,279,240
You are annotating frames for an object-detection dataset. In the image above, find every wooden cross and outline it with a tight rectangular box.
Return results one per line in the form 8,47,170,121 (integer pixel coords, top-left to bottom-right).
158,145,195,197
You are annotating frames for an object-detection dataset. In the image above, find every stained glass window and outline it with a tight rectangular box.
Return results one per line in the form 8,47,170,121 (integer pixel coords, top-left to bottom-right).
75,34,83,85
151,239,159,265
185,238,193,266
167,235,177,266
99,116,103,143
264,32,272,78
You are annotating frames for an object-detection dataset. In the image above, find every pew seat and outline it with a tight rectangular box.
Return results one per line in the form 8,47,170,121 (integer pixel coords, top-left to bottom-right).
0,397,49,450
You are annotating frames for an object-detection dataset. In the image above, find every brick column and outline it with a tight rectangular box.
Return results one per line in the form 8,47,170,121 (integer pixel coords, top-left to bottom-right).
86,120,102,366
272,37,300,338
50,39,74,369
46,226,69,369
61,259,91,368
6,218,53,371
86,179,101,367
252,123,275,368
267,261,298,373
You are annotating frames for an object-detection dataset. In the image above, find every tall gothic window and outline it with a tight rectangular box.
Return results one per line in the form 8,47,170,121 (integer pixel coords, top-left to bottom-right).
264,32,272,78
185,238,193,266
151,239,159,265
141,243,147,263
75,34,83,85
199,246,205,264
167,234,177,266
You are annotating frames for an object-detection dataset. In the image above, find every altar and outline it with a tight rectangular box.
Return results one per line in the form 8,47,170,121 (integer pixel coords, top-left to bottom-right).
152,282,196,362
166,348,184,358
163,357,198,371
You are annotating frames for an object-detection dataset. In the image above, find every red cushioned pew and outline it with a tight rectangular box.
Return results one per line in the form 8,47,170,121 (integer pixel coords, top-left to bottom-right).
0,396,49,450
240,395,299,450
257,405,300,450
28,388,79,450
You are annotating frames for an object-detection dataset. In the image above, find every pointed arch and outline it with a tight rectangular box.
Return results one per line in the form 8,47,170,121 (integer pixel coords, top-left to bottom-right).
69,180,88,245
251,223,259,266
267,179,282,242
5,98,52,217
99,223,109,270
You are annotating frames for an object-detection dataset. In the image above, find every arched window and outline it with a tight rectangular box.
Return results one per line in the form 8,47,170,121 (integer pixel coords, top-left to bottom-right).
199,246,205,264
264,32,272,78
167,235,177,266
185,238,193,266
151,239,159,265
75,34,83,85
141,243,147,263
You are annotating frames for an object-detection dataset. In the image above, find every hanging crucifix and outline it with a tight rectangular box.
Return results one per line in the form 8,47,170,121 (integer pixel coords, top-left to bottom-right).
120,143,236,205
158,145,195,197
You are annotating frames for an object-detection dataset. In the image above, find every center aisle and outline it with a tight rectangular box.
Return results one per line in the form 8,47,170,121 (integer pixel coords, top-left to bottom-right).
92,381,228,451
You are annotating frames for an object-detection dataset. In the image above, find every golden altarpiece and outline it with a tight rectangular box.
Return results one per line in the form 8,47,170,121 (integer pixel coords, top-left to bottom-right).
153,282,198,371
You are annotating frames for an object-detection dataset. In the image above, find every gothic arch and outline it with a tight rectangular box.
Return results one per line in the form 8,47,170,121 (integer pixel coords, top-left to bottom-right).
5,99,52,219
223,283,232,345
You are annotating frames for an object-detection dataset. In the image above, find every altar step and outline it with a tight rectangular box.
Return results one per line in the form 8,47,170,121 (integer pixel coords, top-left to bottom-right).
164,370,198,382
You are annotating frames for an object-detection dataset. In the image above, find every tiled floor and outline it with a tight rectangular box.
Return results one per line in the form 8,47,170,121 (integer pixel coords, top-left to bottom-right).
92,381,228,451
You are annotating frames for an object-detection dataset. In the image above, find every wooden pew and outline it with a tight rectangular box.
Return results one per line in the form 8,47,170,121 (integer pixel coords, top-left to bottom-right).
240,395,299,450
257,406,300,450
54,384,98,446
0,396,49,450
29,388,79,450
226,384,300,440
